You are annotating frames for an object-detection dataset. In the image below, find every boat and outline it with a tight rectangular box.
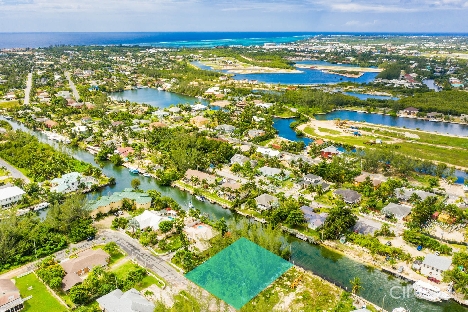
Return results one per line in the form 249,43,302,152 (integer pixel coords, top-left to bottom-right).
157,87,164,91
392,308,407,312
188,200,194,209
412,280,451,302
129,168,139,174
195,195,205,202
142,173,151,177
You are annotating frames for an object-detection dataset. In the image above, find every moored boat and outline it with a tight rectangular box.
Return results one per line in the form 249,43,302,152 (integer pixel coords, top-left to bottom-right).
412,280,451,302
129,168,139,174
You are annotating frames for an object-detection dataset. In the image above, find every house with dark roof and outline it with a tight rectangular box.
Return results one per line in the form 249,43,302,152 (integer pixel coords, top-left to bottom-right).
381,203,412,220
300,206,328,230
402,107,419,115
0,279,24,312
352,217,382,235
61,249,109,291
334,189,361,204
96,288,154,312
300,174,330,191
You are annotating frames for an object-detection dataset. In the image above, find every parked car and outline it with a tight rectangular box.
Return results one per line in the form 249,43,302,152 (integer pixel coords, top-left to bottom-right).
428,276,440,284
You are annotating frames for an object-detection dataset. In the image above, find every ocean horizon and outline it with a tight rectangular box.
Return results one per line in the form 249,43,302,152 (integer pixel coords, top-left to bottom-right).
1,31,468,49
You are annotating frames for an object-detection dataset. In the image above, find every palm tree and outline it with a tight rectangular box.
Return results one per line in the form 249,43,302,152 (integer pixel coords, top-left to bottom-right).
127,218,140,233
350,277,363,295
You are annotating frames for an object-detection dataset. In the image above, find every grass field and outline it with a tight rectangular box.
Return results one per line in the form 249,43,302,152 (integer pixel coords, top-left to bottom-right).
318,127,341,135
92,245,125,265
15,273,68,312
0,100,20,109
112,261,164,289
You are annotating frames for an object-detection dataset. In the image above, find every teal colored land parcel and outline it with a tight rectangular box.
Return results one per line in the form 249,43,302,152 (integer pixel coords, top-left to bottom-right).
185,237,292,309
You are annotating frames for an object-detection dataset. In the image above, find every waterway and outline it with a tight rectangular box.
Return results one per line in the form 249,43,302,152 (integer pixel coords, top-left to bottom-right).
191,60,379,85
273,118,313,146
273,116,467,184
315,110,468,137
2,116,466,311
110,88,209,109
344,92,399,101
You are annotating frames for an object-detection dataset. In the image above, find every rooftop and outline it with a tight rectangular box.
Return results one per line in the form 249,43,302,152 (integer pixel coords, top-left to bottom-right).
96,288,155,312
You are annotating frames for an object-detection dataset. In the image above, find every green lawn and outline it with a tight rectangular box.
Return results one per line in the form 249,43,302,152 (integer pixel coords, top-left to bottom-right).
112,261,164,289
15,273,68,312
0,100,20,109
318,127,341,135
92,245,125,265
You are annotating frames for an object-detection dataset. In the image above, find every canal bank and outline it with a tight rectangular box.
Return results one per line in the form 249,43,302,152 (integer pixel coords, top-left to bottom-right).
2,116,468,311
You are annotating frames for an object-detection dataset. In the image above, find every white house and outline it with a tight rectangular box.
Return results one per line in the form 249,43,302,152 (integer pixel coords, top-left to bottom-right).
50,172,97,194
257,147,281,158
420,254,452,280
0,186,25,208
134,210,171,231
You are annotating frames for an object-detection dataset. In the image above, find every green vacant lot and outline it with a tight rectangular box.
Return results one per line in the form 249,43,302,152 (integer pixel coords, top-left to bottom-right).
15,273,67,312
112,261,164,289
185,238,292,310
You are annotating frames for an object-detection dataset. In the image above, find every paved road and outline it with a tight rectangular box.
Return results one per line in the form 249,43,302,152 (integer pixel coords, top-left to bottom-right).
23,73,32,105
102,230,187,287
65,71,80,101
0,230,187,288
0,157,30,183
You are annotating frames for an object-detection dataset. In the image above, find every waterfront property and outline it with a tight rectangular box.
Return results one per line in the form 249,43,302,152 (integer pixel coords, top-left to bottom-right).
300,206,328,230
185,238,292,310
89,189,152,217
0,186,25,208
61,249,110,291
96,288,154,312
420,254,452,281
255,194,279,210
184,169,217,185
49,172,97,193
0,279,24,312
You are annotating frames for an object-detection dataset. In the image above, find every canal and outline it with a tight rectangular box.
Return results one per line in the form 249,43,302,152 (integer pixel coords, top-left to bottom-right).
3,116,467,311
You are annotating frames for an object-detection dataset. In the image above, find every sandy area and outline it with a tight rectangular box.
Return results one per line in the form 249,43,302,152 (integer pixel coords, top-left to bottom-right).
295,64,382,73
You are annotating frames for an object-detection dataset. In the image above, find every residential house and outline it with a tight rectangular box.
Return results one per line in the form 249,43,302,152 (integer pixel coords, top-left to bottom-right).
0,279,24,312
300,206,328,230
220,182,242,200
168,106,181,114
184,222,216,251
320,146,341,159
381,203,412,220
230,154,250,166
44,119,58,128
256,147,281,158
394,188,436,202
149,122,167,130
300,174,330,191
0,186,25,208
402,107,419,115
117,147,134,158
259,166,290,179
96,288,155,312
215,124,236,134
334,189,362,204
191,104,207,111
89,189,152,217
190,116,209,128
111,121,124,128
247,129,265,139
255,194,279,210
61,249,109,291
354,172,386,188
50,172,97,194
152,110,169,119
420,254,452,281
352,217,382,235
184,169,217,185
133,210,171,231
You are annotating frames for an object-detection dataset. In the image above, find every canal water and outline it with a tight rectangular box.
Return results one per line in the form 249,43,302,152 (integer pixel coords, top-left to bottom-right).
191,60,379,85
273,118,313,146
344,92,399,101
110,88,209,109
3,116,467,311
315,110,468,137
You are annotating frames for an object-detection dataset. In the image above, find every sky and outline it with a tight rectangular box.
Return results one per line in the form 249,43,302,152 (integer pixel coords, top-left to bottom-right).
0,0,468,32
